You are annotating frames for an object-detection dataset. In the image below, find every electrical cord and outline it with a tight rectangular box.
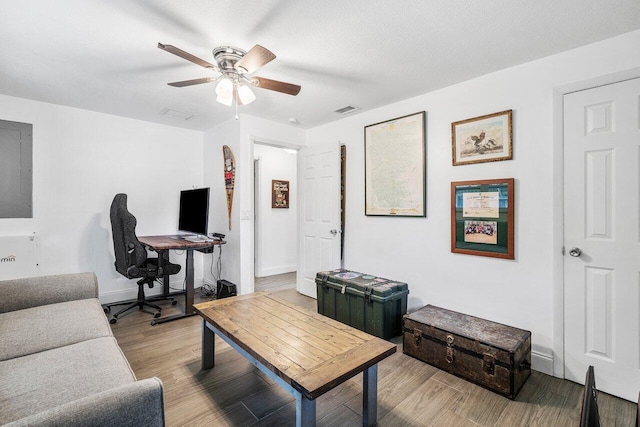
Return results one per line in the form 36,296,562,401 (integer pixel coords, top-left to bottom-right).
207,244,223,283
216,244,222,280
200,244,223,298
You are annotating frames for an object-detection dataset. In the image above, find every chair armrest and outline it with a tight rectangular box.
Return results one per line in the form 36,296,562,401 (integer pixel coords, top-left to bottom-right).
0,272,99,313
4,378,165,427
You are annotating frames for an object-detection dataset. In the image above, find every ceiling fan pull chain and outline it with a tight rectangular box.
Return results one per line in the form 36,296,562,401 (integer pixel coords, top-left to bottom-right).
234,90,239,120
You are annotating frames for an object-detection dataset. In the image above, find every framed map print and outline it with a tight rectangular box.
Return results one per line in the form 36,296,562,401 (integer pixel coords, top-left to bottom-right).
365,111,426,216
451,178,514,259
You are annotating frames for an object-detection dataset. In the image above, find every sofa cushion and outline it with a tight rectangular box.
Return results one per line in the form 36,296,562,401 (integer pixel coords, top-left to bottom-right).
0,337,136,425
0,298,112,361
4,378,165,427
0,272,98,313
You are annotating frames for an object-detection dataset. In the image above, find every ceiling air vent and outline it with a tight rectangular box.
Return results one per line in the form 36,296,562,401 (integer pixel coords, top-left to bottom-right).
159,108,196,121
334,105,359,115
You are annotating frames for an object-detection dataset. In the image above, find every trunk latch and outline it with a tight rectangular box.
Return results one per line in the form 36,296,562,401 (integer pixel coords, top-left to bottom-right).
446,335,455,364
413,329,422,346
483,354,496,375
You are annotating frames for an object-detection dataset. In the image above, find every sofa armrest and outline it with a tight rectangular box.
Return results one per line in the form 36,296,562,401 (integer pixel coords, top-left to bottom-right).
4,378,165,427
0,272,98,313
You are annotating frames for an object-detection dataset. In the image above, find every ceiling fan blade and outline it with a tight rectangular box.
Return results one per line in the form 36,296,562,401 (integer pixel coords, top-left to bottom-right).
168,77,216,87
235,45,276,74
250,76,301,96
158,43,219,71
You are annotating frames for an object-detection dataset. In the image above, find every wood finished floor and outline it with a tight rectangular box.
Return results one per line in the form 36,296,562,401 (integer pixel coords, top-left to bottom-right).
110,273,637,426
254,272,297,293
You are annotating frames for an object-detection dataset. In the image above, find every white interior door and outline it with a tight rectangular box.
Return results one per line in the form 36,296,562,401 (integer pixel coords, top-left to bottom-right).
564,78,640,401
254,158,261,276
297,142,341,298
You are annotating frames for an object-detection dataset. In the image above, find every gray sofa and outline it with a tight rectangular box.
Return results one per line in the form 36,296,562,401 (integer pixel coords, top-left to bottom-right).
0,273,165,426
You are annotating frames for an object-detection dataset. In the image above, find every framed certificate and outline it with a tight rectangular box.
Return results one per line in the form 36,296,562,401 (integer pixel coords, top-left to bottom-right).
451,178,514,259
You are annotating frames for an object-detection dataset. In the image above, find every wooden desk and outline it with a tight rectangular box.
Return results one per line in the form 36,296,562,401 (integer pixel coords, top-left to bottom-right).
194,293,397,426
138,235,225,325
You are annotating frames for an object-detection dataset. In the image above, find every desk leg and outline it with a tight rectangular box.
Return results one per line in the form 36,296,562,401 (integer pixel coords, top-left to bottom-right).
161,250,170,296
202,320,215,370
296,393,316,427
362,364,378,427
185,249,195,315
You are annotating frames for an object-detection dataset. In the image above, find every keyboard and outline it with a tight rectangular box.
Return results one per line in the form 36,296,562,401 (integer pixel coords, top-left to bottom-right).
183,236,212,243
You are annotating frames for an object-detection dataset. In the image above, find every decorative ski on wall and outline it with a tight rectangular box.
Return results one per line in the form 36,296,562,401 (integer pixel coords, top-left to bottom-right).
222,145,236,230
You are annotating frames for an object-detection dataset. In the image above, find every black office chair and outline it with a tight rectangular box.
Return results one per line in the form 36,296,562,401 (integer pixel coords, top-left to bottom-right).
579,365,601,427
105,193,181,324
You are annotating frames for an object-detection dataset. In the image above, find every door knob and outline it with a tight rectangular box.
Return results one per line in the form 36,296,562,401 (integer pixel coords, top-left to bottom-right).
569,247,582,257
330,229,338,236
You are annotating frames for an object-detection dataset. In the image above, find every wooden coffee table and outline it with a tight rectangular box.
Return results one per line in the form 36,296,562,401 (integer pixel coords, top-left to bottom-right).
194,292,396,426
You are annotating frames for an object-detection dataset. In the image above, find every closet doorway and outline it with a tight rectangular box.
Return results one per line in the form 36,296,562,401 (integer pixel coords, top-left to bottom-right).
253,143,298,292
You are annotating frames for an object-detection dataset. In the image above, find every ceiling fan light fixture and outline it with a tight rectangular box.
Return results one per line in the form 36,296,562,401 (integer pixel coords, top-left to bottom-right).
237,84,256,105
215,77,233,97
216,93,233,106
215,78,235,105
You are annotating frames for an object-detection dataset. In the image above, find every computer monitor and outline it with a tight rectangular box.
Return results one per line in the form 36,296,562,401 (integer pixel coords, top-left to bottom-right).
178,187,210,237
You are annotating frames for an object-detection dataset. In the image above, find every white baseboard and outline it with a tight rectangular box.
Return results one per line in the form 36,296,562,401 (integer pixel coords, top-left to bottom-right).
256,264,296,278
99,277,205,304
531,350,554,375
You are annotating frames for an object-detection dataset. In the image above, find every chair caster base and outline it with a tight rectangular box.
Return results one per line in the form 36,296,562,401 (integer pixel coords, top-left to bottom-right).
110,318,117,324
154,311,161,318
171,300,178,305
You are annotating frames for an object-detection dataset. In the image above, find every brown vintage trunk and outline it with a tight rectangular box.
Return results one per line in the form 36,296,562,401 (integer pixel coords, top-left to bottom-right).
403,305,531,399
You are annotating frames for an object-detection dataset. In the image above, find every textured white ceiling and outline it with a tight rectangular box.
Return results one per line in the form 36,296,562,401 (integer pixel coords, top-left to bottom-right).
1,0,639,130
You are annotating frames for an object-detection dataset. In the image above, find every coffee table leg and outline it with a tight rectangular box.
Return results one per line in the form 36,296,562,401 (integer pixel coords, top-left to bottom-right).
296,394,316,427
202,320,215,370
362,364,378,427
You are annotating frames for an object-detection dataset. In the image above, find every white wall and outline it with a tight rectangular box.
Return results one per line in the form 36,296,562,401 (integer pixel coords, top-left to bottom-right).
0,94,204,303
254,144,297,277
305,29,640,376
202,118,241,289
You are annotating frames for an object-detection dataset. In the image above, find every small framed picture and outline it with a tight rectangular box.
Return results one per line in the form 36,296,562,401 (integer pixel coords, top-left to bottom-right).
452,110,512,166
451,178,514,259
272,180,289,208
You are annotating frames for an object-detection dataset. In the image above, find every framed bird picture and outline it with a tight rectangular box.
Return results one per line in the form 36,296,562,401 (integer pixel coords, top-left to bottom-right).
452,110,512,166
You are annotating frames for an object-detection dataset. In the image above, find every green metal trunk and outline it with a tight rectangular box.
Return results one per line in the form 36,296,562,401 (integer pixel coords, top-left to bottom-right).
315,269,409,340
